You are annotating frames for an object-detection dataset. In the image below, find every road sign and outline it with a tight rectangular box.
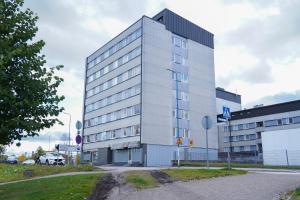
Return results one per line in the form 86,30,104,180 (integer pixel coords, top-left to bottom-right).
222,106,231,120
75,135,82,145
75,121,82,130
58,144,77,152
202,115,212,130
188,139,194,148
76,145,81,152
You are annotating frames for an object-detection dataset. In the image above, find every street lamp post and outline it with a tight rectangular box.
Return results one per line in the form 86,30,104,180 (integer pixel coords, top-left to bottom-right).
167,69,180,167
63,112,71,165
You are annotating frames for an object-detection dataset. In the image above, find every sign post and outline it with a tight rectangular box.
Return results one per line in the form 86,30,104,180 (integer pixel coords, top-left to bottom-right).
202,115,212,168
222,106,232,169
75,120,82,166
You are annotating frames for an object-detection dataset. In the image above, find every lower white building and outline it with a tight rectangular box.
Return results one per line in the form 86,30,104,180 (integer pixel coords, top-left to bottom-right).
262,128,300,166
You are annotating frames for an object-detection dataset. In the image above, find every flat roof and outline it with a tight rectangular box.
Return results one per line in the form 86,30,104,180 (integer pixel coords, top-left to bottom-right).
216,87,241,104
152,9,214,49
217,99,300,121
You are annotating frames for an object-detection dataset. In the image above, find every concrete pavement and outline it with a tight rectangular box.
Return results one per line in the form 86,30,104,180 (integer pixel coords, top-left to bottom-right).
110,172,300,200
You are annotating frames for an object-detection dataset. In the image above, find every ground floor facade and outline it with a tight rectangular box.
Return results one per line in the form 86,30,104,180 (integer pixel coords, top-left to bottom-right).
81,143,218,166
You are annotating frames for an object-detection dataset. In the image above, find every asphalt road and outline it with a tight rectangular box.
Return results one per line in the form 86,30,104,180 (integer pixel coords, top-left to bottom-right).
111,172,300,200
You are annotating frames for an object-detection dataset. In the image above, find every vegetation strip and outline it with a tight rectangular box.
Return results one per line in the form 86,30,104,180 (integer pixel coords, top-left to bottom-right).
0,163,98,183
0,174,102,200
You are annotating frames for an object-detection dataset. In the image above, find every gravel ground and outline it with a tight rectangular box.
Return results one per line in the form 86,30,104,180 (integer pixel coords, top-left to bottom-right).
110,173,300,200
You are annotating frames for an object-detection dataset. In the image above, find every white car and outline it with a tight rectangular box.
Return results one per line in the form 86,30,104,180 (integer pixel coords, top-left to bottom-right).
22,159,35,165
6,155,18,164
39,153,65,165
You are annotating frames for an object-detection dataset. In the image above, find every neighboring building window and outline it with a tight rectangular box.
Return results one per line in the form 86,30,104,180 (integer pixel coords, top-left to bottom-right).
87,135,90,143
238,135,244,141
264,120,278,127
239,146,245,152
248,122,255,129
249,134,256,140
250,145,257,151
133,125,140,135
224,136,229,142
293,116,300,124
172,35,187,49
182,128,189,138
238,124,243,130
256,121,264,127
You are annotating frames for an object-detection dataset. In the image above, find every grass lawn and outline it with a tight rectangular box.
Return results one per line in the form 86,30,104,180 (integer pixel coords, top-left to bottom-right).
124,171,158,190
179,161,300,170
0,164,98,183
162,168,247,181
292,188,300,200
0,174,102,200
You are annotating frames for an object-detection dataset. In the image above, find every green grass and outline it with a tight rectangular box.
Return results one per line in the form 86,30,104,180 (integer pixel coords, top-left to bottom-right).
162,168,247,181
124,171,158,190
0,174,102,200
179,161,300,170
0,164,98,183
292,188,300,200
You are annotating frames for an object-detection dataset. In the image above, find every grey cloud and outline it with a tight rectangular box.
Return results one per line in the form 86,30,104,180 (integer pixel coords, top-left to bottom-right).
218,0,300,87
245,90,300,108
217,60,273,87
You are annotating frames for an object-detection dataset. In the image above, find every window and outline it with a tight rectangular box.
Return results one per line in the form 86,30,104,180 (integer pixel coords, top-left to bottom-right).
249,134,256,140
111,130,116,139
125,126,132,137
224,136,229,142
133,124,140,135
133,105,140,115
238,124,243,130
282,118,289,125
293,116,300,124
264,120,278,127
250,145,257,151
182,128,189,138
256,121,264,127
239,146,245,152
248,123,255,129
87,135,90,143
238,135,244,141
173,54,182,64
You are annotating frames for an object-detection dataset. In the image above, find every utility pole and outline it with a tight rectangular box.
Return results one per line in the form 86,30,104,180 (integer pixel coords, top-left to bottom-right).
63,112,71,165
167,69,181,167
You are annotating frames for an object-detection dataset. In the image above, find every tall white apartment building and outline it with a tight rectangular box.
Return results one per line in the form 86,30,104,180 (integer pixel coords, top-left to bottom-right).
82,9,218,166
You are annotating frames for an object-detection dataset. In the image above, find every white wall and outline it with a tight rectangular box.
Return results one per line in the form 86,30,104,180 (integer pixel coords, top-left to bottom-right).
216,98,241,114
262,128,300,166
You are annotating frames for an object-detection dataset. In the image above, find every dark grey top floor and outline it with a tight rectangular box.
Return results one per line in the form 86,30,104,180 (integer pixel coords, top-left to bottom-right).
216,87,241,104
217,100,300,121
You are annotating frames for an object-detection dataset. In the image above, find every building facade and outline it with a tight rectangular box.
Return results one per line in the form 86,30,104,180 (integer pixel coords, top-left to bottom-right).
217,100,300,156
216,87,241,114
81,9,218,166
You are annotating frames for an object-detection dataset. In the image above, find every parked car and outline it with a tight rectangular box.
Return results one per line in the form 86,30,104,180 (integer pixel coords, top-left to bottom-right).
22,159,35,165
6,155,18,164
39,153,65,165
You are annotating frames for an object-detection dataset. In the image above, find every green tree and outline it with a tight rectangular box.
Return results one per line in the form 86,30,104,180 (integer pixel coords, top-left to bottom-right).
0,0,65,145
33,146,45,161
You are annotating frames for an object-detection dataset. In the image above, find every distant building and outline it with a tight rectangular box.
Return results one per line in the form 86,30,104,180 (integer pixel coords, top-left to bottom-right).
81,9,218,166
216,87,241,114
217,100,300,156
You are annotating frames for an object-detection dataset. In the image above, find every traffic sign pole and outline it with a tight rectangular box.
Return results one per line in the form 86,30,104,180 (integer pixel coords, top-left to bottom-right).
202,115,212,169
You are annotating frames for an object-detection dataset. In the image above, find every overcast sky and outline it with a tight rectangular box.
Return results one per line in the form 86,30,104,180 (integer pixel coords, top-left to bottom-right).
7,0,300,154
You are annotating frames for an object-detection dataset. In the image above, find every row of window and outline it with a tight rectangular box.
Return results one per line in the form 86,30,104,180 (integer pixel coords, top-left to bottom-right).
87,46,141,83
85,84,141,113
172,72,188,83
84,104,140,128
225,116,300,132
172,109,190,120
224,134,256,143
86,66,141,98
84,124,140,143
87,28,142,69
173,128,190,138
172,35,187,49
264,116,300,127
224,145,257,152
172,91,189,101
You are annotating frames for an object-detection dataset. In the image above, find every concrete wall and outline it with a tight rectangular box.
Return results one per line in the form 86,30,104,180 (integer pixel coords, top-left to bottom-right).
188,37,218,149
141,17,173,145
